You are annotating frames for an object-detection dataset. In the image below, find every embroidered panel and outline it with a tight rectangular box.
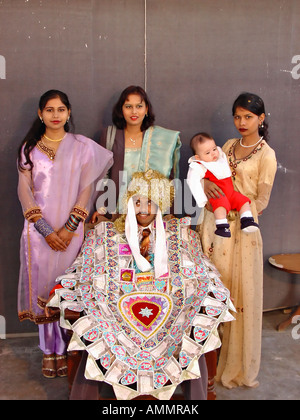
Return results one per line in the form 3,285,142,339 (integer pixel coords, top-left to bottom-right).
49,218,235,400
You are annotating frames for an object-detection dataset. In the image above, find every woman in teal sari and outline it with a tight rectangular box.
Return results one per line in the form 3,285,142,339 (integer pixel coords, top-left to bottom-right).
91,85,181,222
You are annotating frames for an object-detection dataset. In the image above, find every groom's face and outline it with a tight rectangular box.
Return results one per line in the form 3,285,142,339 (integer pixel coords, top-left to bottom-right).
133,195,158,227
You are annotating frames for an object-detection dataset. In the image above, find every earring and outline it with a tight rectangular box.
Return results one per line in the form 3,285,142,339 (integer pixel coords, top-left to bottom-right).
260,122,264,128
40,118,44,123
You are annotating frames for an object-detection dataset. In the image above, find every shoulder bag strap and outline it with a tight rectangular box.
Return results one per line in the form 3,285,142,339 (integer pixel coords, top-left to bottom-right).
106,125,117,151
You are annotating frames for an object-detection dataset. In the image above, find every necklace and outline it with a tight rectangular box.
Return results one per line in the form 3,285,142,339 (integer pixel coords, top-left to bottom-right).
240,136,263,148
43,133,66,142
126,129,142,146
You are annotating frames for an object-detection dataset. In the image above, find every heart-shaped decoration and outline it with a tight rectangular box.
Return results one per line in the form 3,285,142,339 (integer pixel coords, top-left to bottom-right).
171,275,183,287
79,284,91,293
154,279,167,291
107,248,117,258
206,306,222,317
83,266,93,275
82,300,97,309
213,290,227,301
61,292,76,301
136,350,152,361
83,247,93,257
83,327,99,342
61,278,77,289
111,345,126,359
106,239,116,248
105,222,114,229
85,230,94,238
179,217,191,225
96,237,104,246
121,370,137,385
100,353,111,369
121,283,135,294
179,351,191,368
132,302,160,327
154,356,168,370
124,357,138,369
154,373,169,388
97,320,110,330
103,331,117,346
80,275,93,283
82,292,94,300
106,229,116,238
95,292,105,303
95,265,105,275
118,292,172,340
182,267,194,277
194,327,210,343
138,362,153,371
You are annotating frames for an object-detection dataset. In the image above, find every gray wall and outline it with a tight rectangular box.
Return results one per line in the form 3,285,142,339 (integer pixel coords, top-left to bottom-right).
1,0,299,334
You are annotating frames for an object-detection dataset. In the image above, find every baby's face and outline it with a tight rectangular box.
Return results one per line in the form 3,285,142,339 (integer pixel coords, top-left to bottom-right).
195,139,219,162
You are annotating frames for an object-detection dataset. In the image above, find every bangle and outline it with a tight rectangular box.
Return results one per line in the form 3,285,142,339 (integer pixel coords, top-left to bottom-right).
34,218,54,238
64,214,81,232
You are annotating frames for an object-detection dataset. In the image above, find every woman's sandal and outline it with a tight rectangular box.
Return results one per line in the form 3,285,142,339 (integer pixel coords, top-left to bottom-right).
56,354,68,378
42,354,56,379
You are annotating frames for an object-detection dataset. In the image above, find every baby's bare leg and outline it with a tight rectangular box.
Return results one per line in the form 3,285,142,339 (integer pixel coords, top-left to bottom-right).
214,206,227,221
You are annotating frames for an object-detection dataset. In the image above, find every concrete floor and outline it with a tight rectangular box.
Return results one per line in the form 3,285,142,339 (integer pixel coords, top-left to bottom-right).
0,310,299,400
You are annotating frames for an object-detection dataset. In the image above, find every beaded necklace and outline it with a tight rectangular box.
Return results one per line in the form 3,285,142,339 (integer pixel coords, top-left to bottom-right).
228,139,265,180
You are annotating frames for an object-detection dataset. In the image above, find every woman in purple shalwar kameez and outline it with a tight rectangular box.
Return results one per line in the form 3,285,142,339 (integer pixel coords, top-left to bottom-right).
17,90,113,378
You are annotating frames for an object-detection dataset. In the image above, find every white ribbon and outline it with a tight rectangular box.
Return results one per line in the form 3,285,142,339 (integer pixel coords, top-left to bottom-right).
153,207,168,278
125,197,168,278
125,198,152,273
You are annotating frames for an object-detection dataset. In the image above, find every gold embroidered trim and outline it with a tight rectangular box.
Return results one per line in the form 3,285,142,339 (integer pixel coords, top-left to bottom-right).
36,140,56,161
27,222,33,314
18,310,60,324
24,206,42,221
37,296,47,309
71,205,89,221
144,126,154,171
228,139,265,180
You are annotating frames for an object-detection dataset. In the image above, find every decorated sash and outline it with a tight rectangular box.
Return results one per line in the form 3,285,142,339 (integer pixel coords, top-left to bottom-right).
49,218,235,400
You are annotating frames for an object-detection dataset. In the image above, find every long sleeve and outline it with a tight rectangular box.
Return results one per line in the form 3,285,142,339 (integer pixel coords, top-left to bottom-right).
17,153,42,221
186,161,208,208
255,148,277,214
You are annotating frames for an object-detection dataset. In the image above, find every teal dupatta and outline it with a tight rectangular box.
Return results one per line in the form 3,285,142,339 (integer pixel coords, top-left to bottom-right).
138,125,181,179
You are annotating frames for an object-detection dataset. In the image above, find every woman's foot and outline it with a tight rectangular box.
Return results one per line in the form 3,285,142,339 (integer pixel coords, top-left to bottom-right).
56,354,68,377
42,353,56,378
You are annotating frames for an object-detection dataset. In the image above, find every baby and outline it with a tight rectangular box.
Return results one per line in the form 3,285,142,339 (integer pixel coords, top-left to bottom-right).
187,132,259,237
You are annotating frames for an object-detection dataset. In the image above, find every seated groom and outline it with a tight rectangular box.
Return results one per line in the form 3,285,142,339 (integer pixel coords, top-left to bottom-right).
47,169,235,400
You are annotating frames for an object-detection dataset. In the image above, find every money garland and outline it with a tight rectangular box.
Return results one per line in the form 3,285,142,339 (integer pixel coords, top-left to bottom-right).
49,218,235,400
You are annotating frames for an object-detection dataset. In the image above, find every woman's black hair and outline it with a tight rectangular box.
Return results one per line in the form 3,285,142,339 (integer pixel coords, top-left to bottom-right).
232,92,269,142
17,89,73,171
112,85,155,131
